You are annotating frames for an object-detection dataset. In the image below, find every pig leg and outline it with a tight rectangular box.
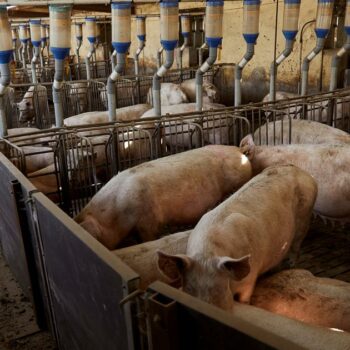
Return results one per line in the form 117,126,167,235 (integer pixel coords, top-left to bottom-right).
286,218,311,268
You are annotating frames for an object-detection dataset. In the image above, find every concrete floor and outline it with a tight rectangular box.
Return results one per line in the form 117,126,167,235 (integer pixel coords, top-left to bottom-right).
0,248,56,350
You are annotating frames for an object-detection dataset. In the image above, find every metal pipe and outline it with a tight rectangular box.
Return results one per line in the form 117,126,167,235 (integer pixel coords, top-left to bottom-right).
111,50,117,71
157,47,163,69
153,50,174,117
198,42,207,66
107,52,125,121
53,59,64,127
31,45,40,83
134,40,145,76
21,42,27,68
301,37,326,95
179,37,189,73
269,40,293,101
196,46,217,111
85,42,95,80
0,63,11,137
235,43,255,106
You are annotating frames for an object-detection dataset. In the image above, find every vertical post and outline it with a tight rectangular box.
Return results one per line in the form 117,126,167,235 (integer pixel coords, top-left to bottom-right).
50,5,72,127
0,6,13,137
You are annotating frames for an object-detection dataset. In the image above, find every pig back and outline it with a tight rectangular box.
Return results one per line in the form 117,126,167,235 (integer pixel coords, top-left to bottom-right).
251,269,350,331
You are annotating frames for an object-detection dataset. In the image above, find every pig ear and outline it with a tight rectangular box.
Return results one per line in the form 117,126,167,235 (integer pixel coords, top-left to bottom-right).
216,255,251,281
239,135,255,160
157,250,192,282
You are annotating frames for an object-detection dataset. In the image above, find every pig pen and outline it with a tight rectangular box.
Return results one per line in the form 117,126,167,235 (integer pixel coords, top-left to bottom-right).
1,91,350,349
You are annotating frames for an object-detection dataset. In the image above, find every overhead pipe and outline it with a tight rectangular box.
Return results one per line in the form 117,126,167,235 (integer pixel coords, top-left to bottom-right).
26,25,32,62
50,5,72,127
107,1,131,122
179,15,191,72
153,0,179,117
196,1,223,111
0,7,12,137
19,24,29,68
45,24,50,53
85,17,97,80
330,0,350,91
40,23,47,67
29,19,41,84
75,22,83,79
11,27,18,62
301,0,334,96
134,16,146,76
269,0,301,101
235,0,261,106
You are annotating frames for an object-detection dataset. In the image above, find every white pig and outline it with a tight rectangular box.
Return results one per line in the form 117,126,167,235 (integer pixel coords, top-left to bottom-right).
75,145,252,249
240,135,350,221
252,269,350,332
146,83,188,106
157,165,317,310
180,79,220,104
254,119,350,146
17,85,48,123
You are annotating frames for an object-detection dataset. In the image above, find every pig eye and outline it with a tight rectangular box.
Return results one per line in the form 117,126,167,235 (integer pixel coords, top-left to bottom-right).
26,101,31,107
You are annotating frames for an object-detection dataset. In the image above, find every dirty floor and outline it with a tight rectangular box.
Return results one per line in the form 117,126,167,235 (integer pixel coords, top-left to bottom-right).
0,248,56,350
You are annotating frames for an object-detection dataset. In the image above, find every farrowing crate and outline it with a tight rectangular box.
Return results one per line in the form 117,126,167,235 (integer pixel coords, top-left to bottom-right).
2,95,350,348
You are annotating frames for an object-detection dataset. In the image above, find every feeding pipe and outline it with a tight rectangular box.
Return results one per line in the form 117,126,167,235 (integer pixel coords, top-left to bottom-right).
269,0,301,101
301,0,334,96
40,24,47,67
85,17,97,80
50,5,72,127
26,26,32,62
153,0,179,117
11,27,18,62
107,1,131,122
75,23,83,62
157,46,163,69
111,49,117,71
235,0,261,106
29,19,41,84
45,24,50,54
134,16,146,76
179,15,191,71
0,7,13,137
75,23,83,79
330,0,350,91
19,24,29,68
196,1,223,111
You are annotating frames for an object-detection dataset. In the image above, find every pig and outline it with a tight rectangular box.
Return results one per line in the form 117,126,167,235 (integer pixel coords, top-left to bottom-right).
262,91,302,120
17,85,48,123
254,119,350,146
146,83,188,106
114,230,191,290
7,127,52,146
141,102,227,147
74,145,252,249
68,82,88,114
63,104,152,138
180,79,220,104
251,269,350,332
157,165,317,310
21,145,54,173
63,104,151,127
28,148,97,201
240,135,350,221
